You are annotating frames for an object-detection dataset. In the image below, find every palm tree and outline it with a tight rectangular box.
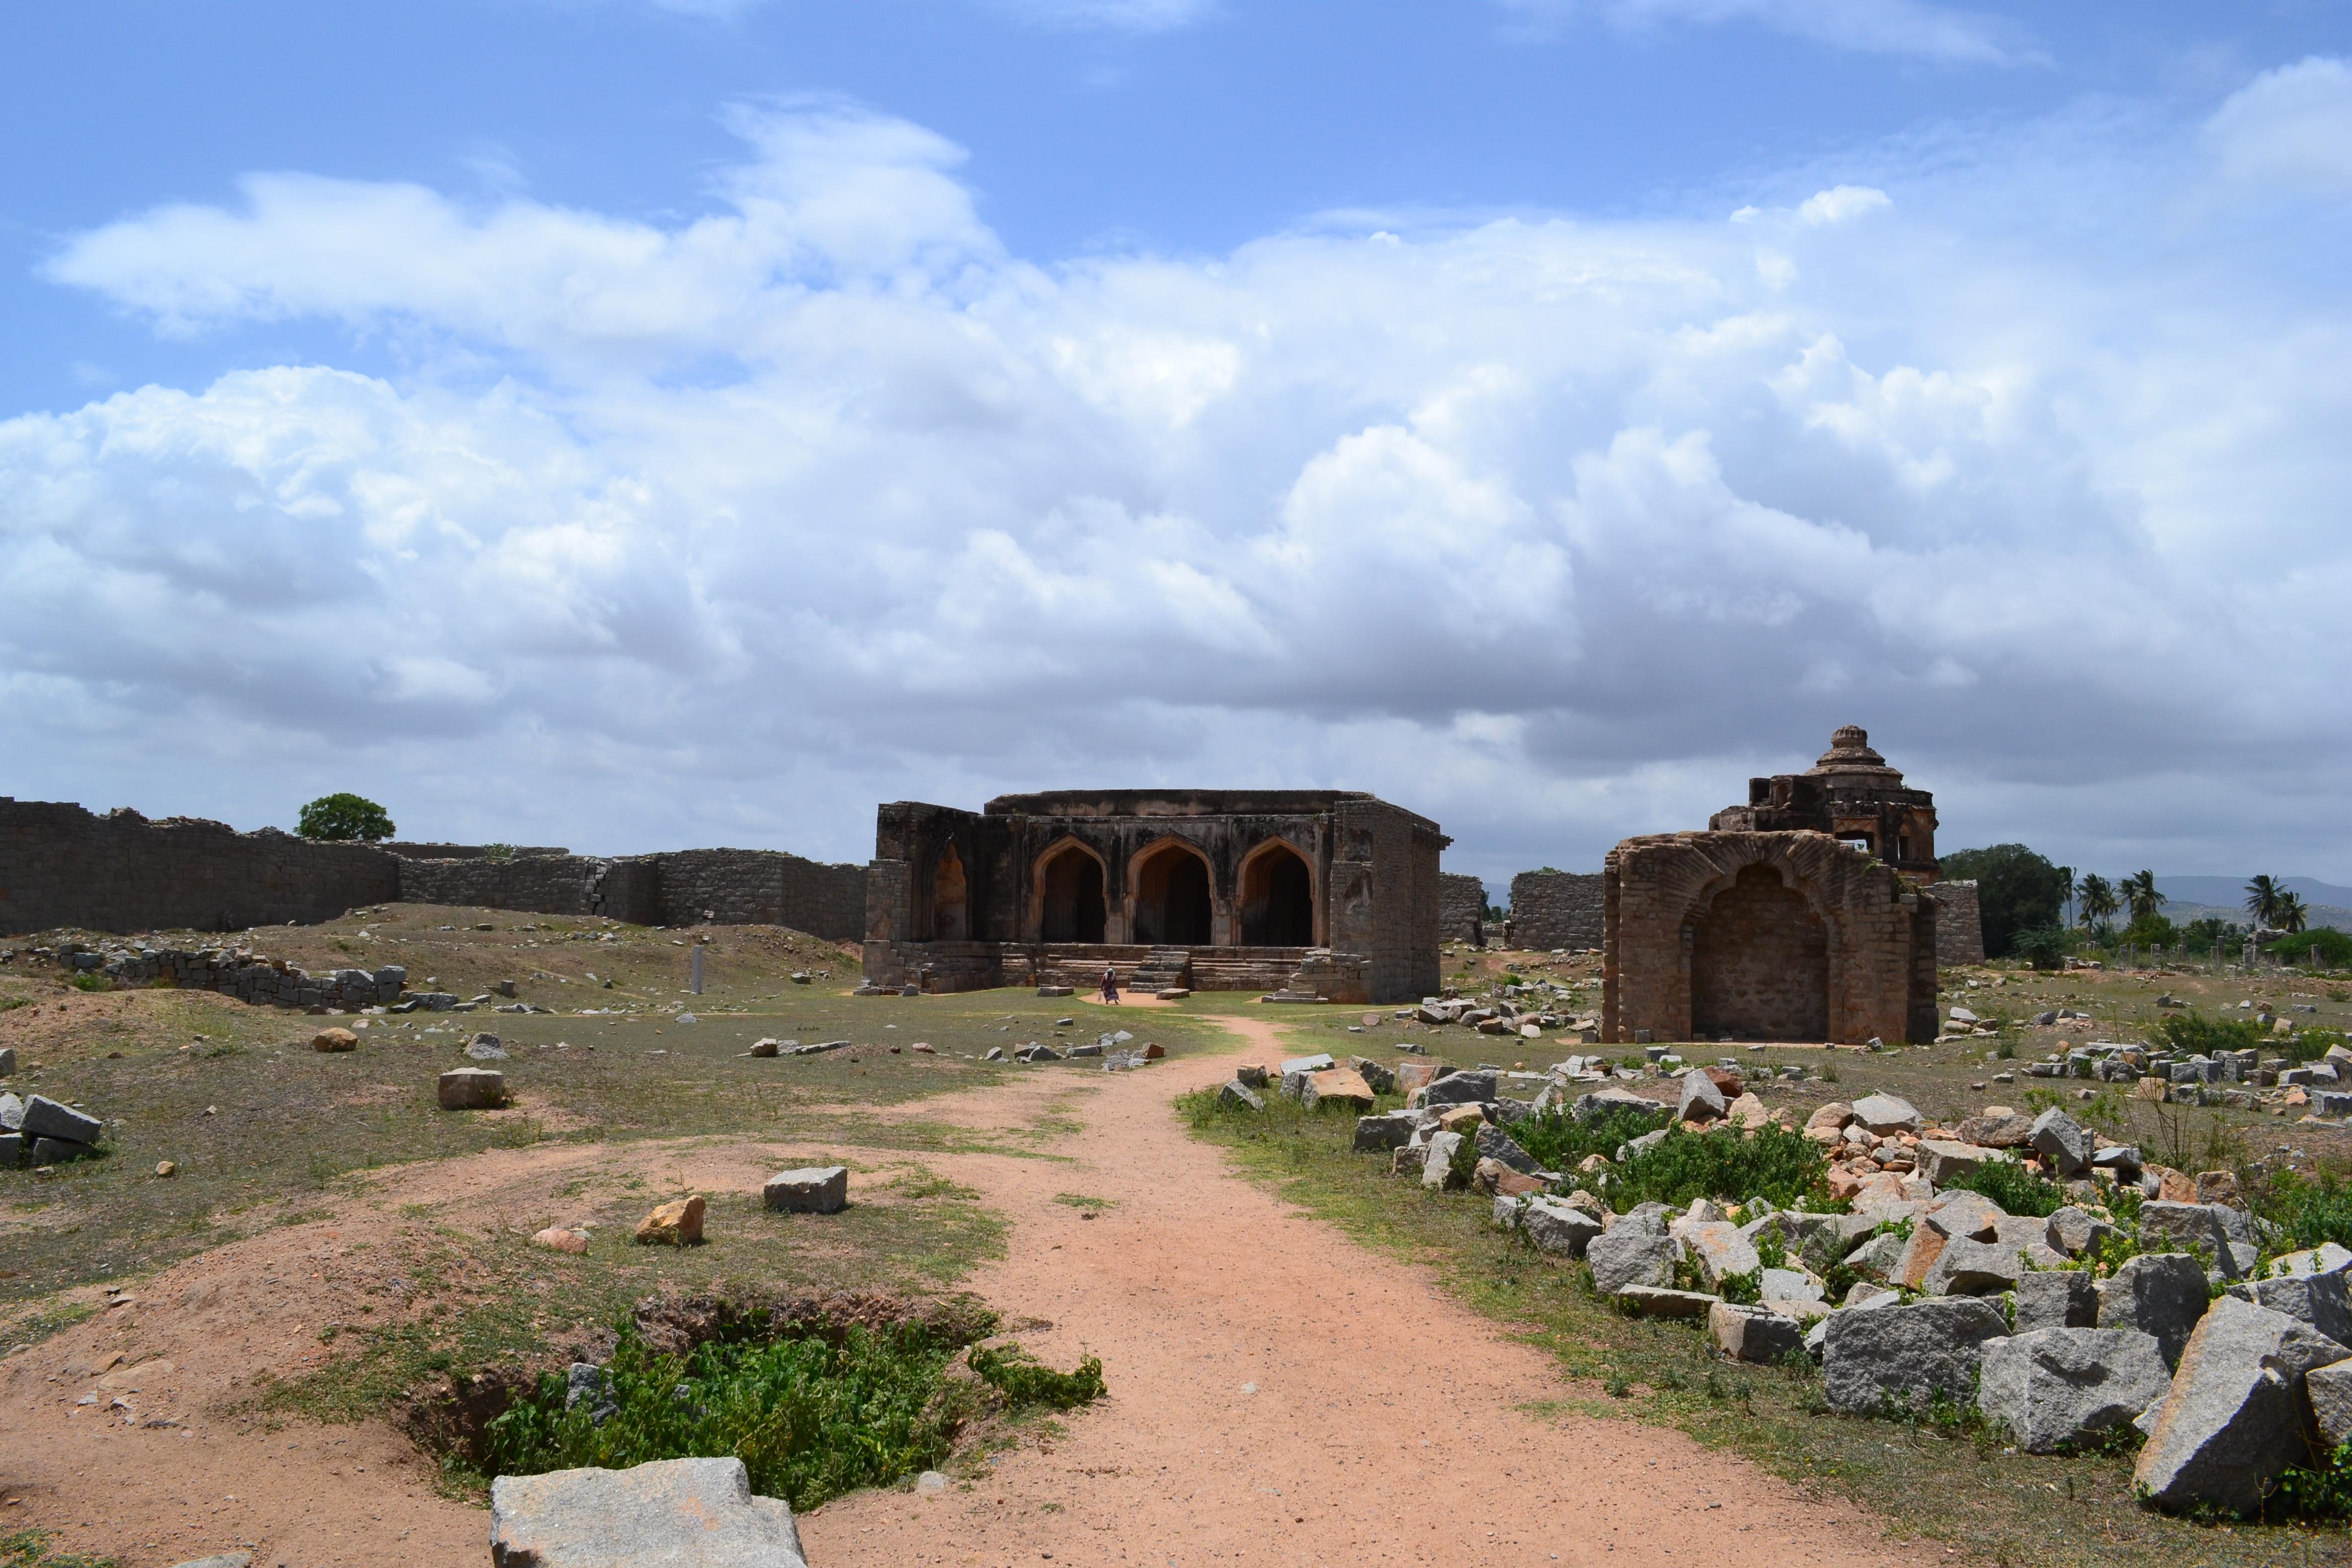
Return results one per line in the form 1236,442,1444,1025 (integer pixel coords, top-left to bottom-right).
2122,870,2166,924
2076,873,2118,929
2246,874,2285,927
2277,891,2309,935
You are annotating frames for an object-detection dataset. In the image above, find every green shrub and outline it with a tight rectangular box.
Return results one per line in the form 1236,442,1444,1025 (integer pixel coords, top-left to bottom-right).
1941,1156,2065,1218
483,1318,1102,1510
2269,1441,2352,1520
1510,1101,1670,1174
1939,844,2068,957
2265,928,2352,968
2011,926,2071,971
1590,1123,1831,1210
2259,1169,2352,1254
2151,1012,2268,1058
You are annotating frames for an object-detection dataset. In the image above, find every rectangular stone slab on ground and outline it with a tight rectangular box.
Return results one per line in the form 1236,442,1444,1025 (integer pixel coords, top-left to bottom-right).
436,1066,506,1110
19,1095,101,1145
489,1456,808,1568
763,1166,850,1214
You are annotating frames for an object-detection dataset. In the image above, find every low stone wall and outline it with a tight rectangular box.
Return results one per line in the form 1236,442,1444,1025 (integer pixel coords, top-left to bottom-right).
1438,872,1488,943
1508,869,1605,951
649,849,867,938
1,799,400,937
30,937,405,1010
396,855,603,917
1925,880,1986,967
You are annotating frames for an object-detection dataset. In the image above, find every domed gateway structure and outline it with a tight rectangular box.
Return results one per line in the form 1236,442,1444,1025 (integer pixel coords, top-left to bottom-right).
1602,727,1980,1047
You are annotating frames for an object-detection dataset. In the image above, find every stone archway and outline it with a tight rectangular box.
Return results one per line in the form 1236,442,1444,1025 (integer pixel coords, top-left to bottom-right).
1132,840,1213,946
1688,863,1828,1041
1038,842,1107,943
932,844,968,941
1239,840,1314,946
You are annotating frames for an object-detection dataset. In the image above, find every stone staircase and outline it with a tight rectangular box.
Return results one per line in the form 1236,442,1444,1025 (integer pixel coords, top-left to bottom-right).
1129,947,1193,993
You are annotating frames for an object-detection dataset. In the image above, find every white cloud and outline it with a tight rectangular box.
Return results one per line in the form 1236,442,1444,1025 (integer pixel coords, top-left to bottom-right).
992,0,1217,32
10,80,2352,877
2203,56,2352,198
1498,0,2029,65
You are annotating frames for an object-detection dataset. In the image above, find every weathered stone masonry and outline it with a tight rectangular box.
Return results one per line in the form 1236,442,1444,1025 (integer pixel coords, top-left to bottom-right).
1508,870,1605,951
863,789,1447,1004
0,798,867,940
1438,872,1488,943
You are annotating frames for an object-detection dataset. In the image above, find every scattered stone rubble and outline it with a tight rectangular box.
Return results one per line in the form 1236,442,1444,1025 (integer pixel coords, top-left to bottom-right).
1,1092,104,1168
1220,1041,2352,1515
20,937,407,1011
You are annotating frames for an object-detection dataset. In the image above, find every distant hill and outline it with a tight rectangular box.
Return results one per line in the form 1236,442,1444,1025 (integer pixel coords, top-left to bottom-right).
2155,875,2352,909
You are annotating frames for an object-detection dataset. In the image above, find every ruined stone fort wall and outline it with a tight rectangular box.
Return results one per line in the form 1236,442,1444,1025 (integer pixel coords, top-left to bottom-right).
1508,869,1605,950
1,798,866,941
1,799,400,936
1438,872,1487,941
1924,880,1986,967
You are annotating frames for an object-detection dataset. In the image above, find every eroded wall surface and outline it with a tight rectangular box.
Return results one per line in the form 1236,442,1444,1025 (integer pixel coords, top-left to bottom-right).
1508,870,1605,950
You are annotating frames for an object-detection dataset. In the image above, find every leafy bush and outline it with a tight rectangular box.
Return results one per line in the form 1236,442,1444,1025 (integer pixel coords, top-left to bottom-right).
296,792,396,843
483,1318,1101,1510
1939,844,2069,958
2258,1169,2352,1254
2266,928,2352,968
1510,1101,1670,1174
2151,1012,2268,1058
1588,1123,1831,1210
1941,1156,2065,1218
2011,926,2071,971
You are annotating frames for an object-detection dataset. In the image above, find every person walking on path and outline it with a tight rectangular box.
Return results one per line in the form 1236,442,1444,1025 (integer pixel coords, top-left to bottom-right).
1099,965,1120,1004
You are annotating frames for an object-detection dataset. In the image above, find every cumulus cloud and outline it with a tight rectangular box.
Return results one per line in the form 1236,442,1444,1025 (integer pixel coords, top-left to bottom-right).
2203,56,2352,198
9,75,2352,879
1496,0,2030,65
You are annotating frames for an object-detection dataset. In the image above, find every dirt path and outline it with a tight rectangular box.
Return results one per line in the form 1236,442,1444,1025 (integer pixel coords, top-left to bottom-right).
0,1013,1899,1567
798,1014,1899,1568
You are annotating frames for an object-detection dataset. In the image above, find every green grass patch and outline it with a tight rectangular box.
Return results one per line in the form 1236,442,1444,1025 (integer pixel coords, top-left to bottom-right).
1574,1122,1833,1210
0,1530,116,1568
1051,1193,1114,1210
1939,1156,2066,1218
1509,1102,1669,1173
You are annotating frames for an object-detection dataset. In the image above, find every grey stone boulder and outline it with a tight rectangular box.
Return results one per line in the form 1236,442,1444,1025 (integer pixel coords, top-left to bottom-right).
2225,1270,2352,1346
1352,1109,1417,1148
489,1456,808,1567
166,1556,253,1568
2097,1253,2211,1368
2046,1206,2117,1259
1220,1081,1267,1113
1520,1196,1603,1258
1757,1210,1876,1274
1280,1052,1335,1075
1822,1295,2010,1415
1760,1266,1826,1304
762,1166,848,1214
2269,1243,2352,1278
1923,1190,2005,1242
2134,1295,2352,1514
1916,1140,1996,1186
19,1095,100,1145
1422,1070,1499,1108
1588,1216,1683,1293
0,1092,19,1130
1922,1237,2024,1296
1234,1064,1269,1089
466,1032,509,1060
2014,1270,2100,1333
1681,1221,1761,1289
30,1137,91,1163
437,1067,506,1110
1474,1121,1540,1175
0,1133,21,1169
2137,1203,2242,1277
1419,1130,1465,1189
1676,1070,1726,1122
1850,1093,1923,1135
1614,1285,1717,1318
1710,1302,1806,1363
2306,1360,2352,1448
2030,1108,2094,1177
1977,1328,2171,1453
1955,1110,2036,1149
1846,1231,1909,1284
1573,1086,1662,1120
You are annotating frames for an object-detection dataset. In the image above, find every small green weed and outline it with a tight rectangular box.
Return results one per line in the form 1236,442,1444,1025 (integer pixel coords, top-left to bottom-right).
1582,1122,1832,1210
0,1529,118,1568
1051,1193,1114,1211
1942,1156,2065,1218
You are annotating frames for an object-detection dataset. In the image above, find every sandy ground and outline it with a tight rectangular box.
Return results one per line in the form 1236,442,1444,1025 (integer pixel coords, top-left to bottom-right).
0,1013,1900,1568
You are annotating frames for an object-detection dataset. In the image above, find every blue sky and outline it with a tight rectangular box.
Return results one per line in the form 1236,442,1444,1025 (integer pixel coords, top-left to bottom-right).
5,1,2351,890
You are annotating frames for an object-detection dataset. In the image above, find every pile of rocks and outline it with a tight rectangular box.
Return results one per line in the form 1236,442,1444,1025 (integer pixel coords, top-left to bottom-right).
0,1092,104,1167
1412,991,1598,1040
24,939,407,1012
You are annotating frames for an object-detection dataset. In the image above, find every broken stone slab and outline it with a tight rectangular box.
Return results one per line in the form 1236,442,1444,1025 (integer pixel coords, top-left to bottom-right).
1419,1130,1465,1190
2134,1295,2352,1514
1681,1222,1761,1289
2225,1270,2352,1346
2029,1107,2094,1177
1978,1328,2171,1454
1421,1070,1500,1108
763,1167,848,1215
1067,1042,1105,1058
1575,1086,1663,1121
1915,1140,1997,1186
489,1456,807,1568
1755,1210,1876,1273
1615,1285,1717,1319
1588,1217,1684,1293
2046,1205,2118,1258
19,1095,101,1145
2269,1243,2352,1278
2137,1203,2243,1277
1474,1121,1540,1175
1759,1266,1825,1304
634,1195,705,1246
166,1556,253,1568
1234,1064,1269,1089
1347,1056,1397,1095
1221,1081,1267,1113
1709,1301,1807,1362
2097,1253,2212,1368
467,1033,509,1060
1301,1067,1376,1112
0,1133,20,1168
1924,1190,2005,1242
1353,1110,1418,1150
31,1137,92,1163
2014,1270,2101,1333
1954,1110,2037,1149
1520,1196,1603,1258
1922,1237,2024,1296
1281,1052,1336,1075
1676,1070,1726,1123
1849,1093,1923,1135
2307,1360,2352,1448
1822,1295,2010,1416
437,1067,506,1110
1846,1231,1908,1284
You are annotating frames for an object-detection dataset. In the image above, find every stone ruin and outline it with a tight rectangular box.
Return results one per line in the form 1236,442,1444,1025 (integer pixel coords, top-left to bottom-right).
1604,726,1974,1046
860,789,1447,1003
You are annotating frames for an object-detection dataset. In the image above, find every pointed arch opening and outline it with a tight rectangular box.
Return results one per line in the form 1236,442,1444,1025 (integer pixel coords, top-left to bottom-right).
1132,839,1213,946
1037,842,1106,943
1239,839,1314,946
